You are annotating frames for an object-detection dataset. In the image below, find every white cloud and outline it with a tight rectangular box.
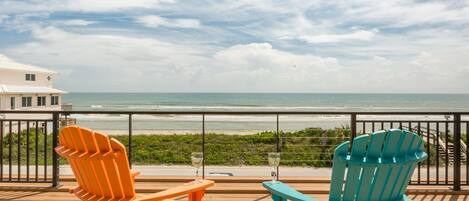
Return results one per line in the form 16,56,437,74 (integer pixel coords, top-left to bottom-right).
53,19,97,26
372,56,391,66
67,0,172,12
5,26,205,88
299,30,376,43
207,43,341,91
4,23,469,93
1,0,469,92
3,27,342,92
0,0,175,13
411,52,434,67
343,1,469,27
213,43,338,71
136,15,201,29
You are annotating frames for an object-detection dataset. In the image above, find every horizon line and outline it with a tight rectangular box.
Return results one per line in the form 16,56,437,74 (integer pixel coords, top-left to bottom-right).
64,91,469,95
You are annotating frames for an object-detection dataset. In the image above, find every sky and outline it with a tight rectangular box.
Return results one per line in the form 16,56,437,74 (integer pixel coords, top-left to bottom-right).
0,0,468,93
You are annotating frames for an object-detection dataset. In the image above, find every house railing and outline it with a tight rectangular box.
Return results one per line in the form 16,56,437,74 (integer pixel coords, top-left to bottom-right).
0,110,467,191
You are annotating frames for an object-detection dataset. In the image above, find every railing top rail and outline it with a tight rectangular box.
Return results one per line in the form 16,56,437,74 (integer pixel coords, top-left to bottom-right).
1,110,469,115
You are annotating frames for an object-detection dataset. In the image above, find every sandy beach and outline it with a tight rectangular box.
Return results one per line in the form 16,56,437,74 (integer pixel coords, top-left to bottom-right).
71,113,467,136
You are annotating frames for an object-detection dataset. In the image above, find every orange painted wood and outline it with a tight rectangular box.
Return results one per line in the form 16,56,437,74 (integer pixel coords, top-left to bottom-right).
135,180,215,201
55,125,215,201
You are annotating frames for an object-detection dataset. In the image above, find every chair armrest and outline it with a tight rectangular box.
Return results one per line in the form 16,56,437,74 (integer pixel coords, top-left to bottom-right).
262,181,318,201
131,170,140,178
135,180,215,201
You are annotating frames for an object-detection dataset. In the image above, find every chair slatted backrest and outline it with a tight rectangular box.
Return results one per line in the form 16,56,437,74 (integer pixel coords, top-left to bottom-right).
329,129,427,201
55,126,136,200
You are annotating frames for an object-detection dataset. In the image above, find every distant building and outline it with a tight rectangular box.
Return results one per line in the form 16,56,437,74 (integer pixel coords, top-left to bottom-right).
0,55,66,114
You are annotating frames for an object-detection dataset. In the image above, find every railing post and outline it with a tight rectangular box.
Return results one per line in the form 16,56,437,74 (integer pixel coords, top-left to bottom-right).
350,113,357,148
128,114,133,168
202,114,205,179
52,112,60,187
276,113,280,180
453,113,461,191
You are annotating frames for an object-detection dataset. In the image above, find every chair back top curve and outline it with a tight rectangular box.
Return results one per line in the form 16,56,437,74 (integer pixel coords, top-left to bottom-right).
329,129,427,201
55,125,136,200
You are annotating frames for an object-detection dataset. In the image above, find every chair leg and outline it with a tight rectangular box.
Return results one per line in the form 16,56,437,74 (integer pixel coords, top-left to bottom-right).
272,194,287,201
188,190,205,201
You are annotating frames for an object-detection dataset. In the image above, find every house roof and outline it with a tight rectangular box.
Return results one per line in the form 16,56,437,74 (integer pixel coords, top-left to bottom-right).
0,54,57,74
0,85,66,94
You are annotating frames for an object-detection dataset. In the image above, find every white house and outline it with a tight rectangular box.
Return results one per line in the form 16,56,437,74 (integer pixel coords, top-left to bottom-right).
0,55,66,113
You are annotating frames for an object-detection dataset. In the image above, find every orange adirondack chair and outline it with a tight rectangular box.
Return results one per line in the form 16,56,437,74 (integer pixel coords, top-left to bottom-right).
55,125,214,201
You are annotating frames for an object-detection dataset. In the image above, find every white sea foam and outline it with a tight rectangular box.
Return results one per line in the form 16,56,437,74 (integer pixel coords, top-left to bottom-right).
68,113,452,123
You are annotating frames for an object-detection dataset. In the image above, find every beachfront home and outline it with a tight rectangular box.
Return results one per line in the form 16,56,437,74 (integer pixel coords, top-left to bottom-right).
0,55,65,116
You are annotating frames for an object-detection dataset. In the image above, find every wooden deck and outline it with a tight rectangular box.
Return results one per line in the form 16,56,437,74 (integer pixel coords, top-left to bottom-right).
1,176,469,200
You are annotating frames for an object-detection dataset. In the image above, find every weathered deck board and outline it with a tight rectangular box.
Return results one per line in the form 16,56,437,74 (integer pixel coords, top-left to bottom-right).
0,192,468,201
0,176,468,200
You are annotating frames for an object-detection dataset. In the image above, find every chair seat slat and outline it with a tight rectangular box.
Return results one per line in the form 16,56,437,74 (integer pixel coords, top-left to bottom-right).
355,130,387,201
342,135,370,200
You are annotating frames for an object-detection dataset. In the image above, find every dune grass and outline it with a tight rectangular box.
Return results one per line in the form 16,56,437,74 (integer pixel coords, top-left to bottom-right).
1,128,445,167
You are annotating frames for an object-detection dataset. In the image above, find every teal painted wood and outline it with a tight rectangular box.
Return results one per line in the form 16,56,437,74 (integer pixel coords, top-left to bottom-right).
396,133,426,197
379,130,408,200
272,194,287,201
368,130,402,200
388,131,418,200
261,129,427,201
342,135,370,201
328,140,349,200
262,181,318,201
355,130,387,200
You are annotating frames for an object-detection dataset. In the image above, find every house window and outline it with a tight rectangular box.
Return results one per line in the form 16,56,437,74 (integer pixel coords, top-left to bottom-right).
51,96,59,105
25,74,36,81
10,97,15,110
37,96,46,106
22,97,32,107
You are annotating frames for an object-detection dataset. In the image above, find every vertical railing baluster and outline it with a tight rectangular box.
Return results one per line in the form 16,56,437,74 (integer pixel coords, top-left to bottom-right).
52,113,59,187
381,122,385,130
35,121,38,181
436,122,440,184
445,121,449,185
417,122,421,184
399,122,402,130
44,121,47,181
9,121,12,181
390,122,394,129
17,121,21,181
362,122,365,134
26,121,30,181
202,114,205,179
276,113,279,180
427,122,430,184
128,114,132,168
372,122,375,132
466,121,468,185
408,121,413,181
0,121,3,181
453,113,461,190
350,114,356,148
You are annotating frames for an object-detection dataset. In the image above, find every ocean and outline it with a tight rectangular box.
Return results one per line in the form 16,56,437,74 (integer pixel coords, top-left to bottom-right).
62,93,469,134
64,93,469,112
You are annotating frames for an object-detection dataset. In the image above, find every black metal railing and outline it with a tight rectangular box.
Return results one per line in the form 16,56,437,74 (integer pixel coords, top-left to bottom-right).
0,110,467,190
0,118,56,184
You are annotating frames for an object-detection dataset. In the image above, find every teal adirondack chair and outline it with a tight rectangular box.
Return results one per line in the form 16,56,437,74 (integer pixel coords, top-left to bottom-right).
263,129,428,201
